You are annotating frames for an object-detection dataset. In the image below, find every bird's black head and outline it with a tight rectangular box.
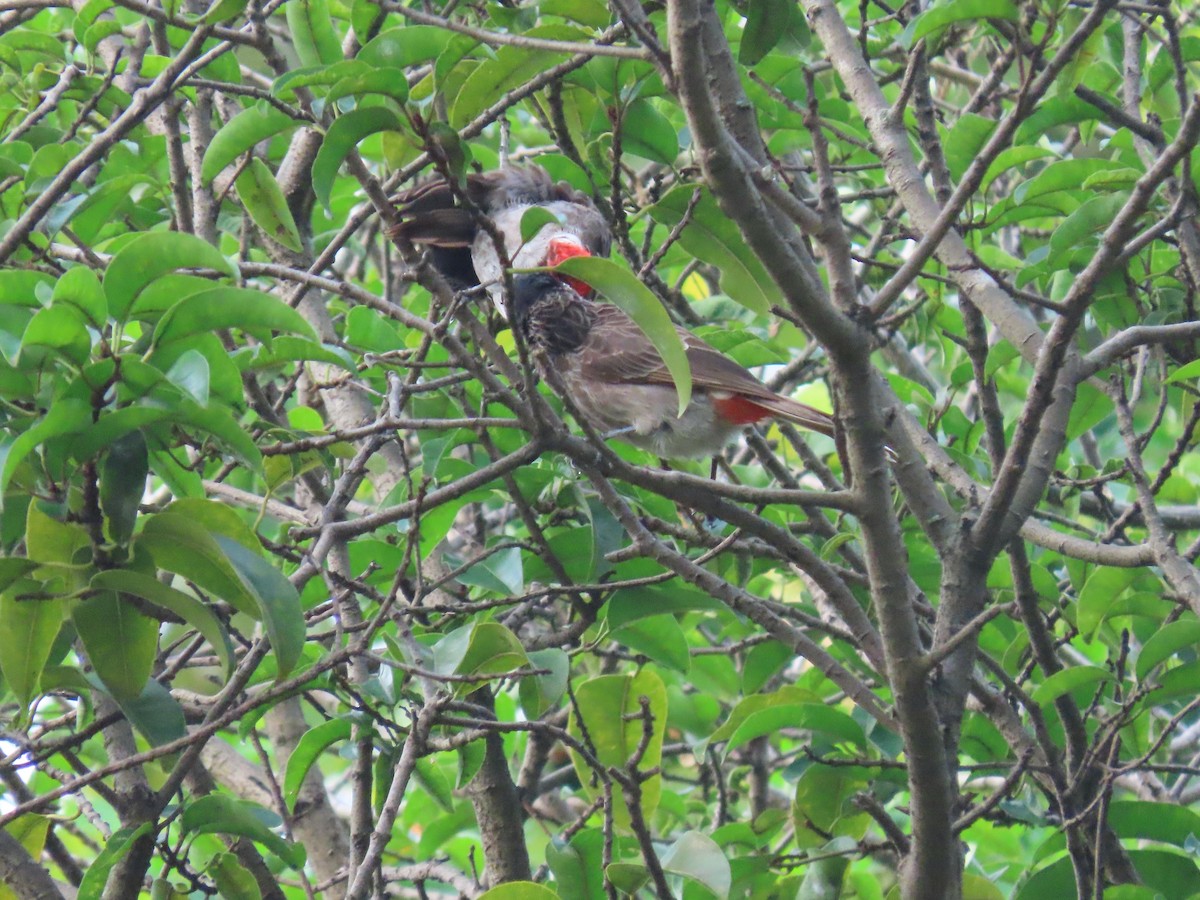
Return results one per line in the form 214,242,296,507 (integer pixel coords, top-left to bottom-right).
510,272,566,328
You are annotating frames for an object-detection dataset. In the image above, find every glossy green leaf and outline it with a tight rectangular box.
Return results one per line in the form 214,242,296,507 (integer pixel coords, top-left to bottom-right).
1136,618,1200,681
903,0,1019,47
646,185,774,314
546,829,605,900
214,535,305,679
326,67,410,105
76,824,153,900
552,255,692,414
740,0,790,65
90,569,233,677
660,830,731,899
153,286,316,348
612,615,691,673
235,158,303,252
1031,665,1112,706
477,883,560,900
200,105,298,186
181,794,305,868
518,647,569,718
74,590,158,700
1076,566,1139,639
19,305,91,366
621,99,678,164
104,232,237,320
207,852,262,900
52,266,107,327
0,398,91,496
100,675,187,748
138,513,258,615
0,580,64,706
568,669,666,828
312,107,406,210
286,0,341,68
283,717,354,810
99,430,148,545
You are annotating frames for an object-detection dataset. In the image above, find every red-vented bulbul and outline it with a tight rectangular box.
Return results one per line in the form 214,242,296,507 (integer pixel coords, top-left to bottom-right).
391,165,610,304
511,273,836,458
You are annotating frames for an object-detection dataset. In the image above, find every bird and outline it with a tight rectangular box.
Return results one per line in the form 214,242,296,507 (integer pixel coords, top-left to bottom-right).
390,165,611,304
510,272,838,459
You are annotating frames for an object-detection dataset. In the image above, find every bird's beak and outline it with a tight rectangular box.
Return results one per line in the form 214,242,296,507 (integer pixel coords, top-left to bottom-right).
545,237,594,297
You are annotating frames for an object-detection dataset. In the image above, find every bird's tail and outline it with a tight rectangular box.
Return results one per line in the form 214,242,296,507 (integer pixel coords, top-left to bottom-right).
753,395,837,438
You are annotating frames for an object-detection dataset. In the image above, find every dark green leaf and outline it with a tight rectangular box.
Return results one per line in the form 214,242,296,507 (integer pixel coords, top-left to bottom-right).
235,158,303,252
200,104,299,185
312,107,406,210
283,717,354,810
181,794,306,868
104,232,237,320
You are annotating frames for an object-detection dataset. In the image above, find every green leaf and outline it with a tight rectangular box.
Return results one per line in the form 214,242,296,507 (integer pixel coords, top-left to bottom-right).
286,0,342,68
153,286,317,348
90,569,234,677
326,67,410,105
477,883,560,900
104,232,238,320
646,185,774,314
0,580,65,706
214,535,306,679
568,669,667,828
1165,357,1200,384
207,852,262,900
137,513,258,615
740,0,790,65
519,648,570,719
612,615,691,674
546,829,605,900
457,546,524,594
520,205,563,244
1076,566,1138,639
797,837,854,900
76,824,153,900
99,675,188,748
197,0,249,23
660,831,731,899
235,158,303,252
312,107,406,211
1013,159,1126,207
605,585,723,630
52,266,107,328
723,704,866,757
99,430,148,545
1031,665,1112,706
272,60,368,98
791,765,871,849
449,32,573,127
1,398,91,496
283,717,353,810
903,0,1019,48
181,794,305,868
1136,618,1200,681
74,591,159,700
742,640,791,694
200,104,299,186
621,100,678,164
19,305,91,366
552,255,692,415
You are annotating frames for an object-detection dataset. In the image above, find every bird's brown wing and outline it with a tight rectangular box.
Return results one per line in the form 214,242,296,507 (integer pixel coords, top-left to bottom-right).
580,305,835,436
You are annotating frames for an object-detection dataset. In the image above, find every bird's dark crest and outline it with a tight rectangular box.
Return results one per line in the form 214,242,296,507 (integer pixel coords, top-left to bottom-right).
511,275,596,356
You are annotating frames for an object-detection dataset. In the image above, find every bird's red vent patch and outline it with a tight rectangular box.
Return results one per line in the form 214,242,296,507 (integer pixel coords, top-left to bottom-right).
711,394,771,425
